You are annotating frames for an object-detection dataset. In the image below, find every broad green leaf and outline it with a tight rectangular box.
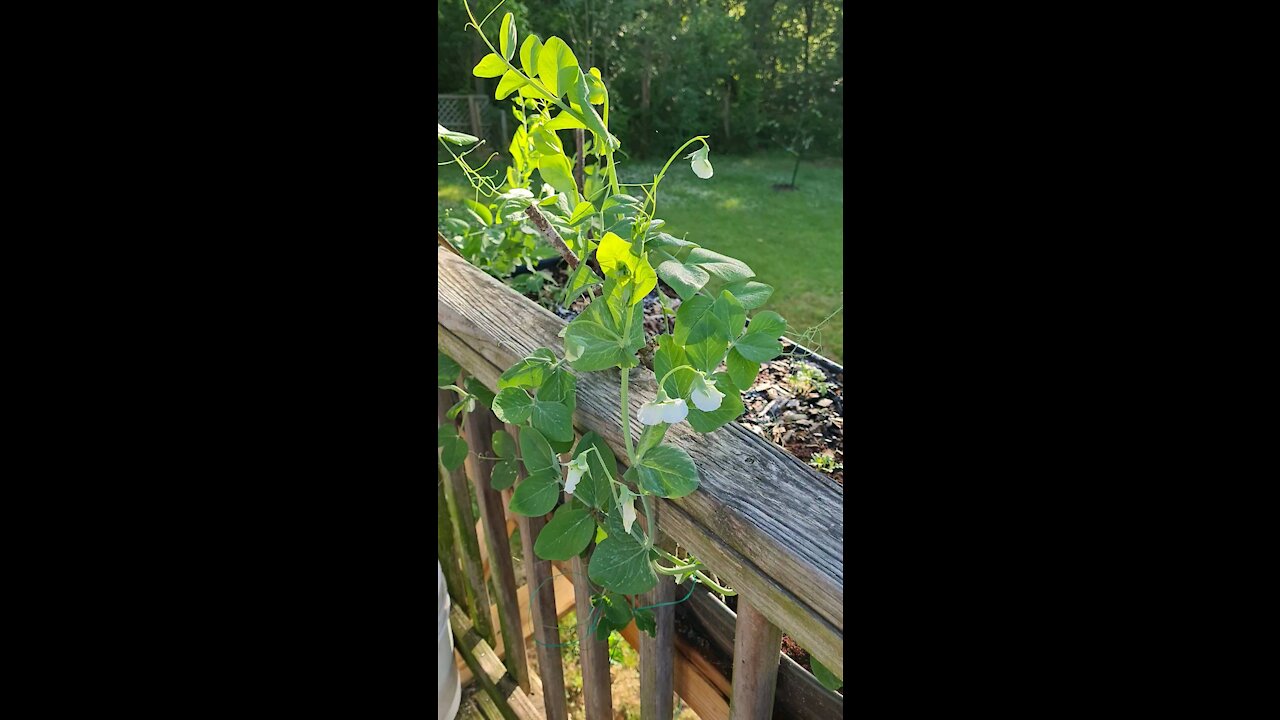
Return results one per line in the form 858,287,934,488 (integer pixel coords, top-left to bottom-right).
564,261,602,304
568,201,595,226
723,280,774,310
636,422,668,459
519,34,543,77
674,294,720,345
530,124,564,155
500,13,517,61
491,459,519,490
496,69,527,100
446,396,474,419
518,426,558,476
586,67,607,105
438,352,461,387
492,387,533,424
438,123,480,146
687,248,754,283
655,254,710,300
597,231,656,305
563,317,626,372
530,400,574,443
683,335,726,374
733,333,782,362
498,348,557,389
465,377,495,409
548,436,575,455
538,153,580,206
437,424,457,445
685,373,745,433
492,430,517,459
537,366,577,406
810,657,842,692
536,36,579,99
712,290,746,342
565,71,612,141
463,199,493,226
533,504,596,560
654,334,696,400
633,607,656,637
588,533,657,595
572,432,617,512
635,444,699,498
725,348,761,391
440,435,468,470
745,311,787,339
508,467,560,516
646,232,699,260
472,53,507,78
545,111,588,132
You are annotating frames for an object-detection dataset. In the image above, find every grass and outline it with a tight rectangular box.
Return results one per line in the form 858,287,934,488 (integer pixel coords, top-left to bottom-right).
438,151,844,363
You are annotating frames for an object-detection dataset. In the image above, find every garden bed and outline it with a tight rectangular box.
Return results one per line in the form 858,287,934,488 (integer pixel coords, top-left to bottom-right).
509,259,844,487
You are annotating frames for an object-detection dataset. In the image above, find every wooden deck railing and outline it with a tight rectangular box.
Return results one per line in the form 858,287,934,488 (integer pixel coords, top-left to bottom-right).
438,246,844,719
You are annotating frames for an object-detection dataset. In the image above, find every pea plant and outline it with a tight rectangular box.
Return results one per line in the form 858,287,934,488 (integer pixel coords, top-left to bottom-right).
441,5,839,689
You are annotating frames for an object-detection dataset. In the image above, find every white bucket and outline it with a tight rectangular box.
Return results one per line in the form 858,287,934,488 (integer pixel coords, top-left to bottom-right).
438,560,461,720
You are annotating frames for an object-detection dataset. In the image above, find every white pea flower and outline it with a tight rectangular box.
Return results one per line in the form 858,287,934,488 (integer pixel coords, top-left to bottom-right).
638,397,688,426
638,401,665,425
563,454,590,495
620,489,638,534
660,398,688,423
685,145,714,179
689,373,725,412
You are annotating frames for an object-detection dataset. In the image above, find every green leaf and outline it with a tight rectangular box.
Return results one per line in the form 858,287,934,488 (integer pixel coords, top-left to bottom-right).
684,335,727,373
500,13,517,61
472,53,507,78
565,71,612,141
563,317,626,372
545,111,588,132
564,261,603,304
446,396,474,419
597,231,656,306
723,280,774,310
571,432,617,513
530,400,574,443
492,387,533,424
635,444,699,498
465,377,495,409
568,201,595,226
440,433,468,471
498,349,557,390
712,290,746,343
538,153,580,206
437,424,457,445
725,348,761,391
438,352,462,387
438,123,480,146
586,67,607,105
519,34,543,76
533,504,596,560
674,294,720,345
810,657,842,692
463,199,493,226
536,36,579,99
685,373,745,433
636,422,668,459
491,459,519,490
646,232,699,260
492,430,517,459
496,69,528,100
537,366,578,407
633,607,656,637
509,467,560,516
655,254,711,300
588,533,657,595
687,248,754,284
746,311,787,339
518,426,558,476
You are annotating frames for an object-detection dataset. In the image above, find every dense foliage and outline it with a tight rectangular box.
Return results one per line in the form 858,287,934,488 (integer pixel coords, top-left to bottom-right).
438,0,843,158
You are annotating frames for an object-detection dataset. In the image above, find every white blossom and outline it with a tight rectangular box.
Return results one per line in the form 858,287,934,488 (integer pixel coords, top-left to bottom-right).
685,146,714,179
660,398,688,423
689,373,724,412
563,454,590,494
620,489,638,534
640,397,688,426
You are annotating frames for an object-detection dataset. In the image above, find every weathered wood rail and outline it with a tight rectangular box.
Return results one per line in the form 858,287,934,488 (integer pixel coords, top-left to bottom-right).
438,246,843,719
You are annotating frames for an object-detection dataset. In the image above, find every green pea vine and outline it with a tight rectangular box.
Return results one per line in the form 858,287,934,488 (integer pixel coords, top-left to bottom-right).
439,7,841,691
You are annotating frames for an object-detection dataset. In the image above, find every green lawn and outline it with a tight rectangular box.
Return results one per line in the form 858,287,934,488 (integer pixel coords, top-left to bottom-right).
438,152,844,363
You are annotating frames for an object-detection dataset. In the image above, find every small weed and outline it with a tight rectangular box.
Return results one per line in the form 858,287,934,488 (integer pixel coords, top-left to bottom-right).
786,362,832,396
809,452,842,473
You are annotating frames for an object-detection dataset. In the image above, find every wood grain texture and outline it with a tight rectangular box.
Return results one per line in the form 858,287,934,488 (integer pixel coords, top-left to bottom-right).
438,315,843,678
572,550,613,720
729,599,783,720
457,572,577,687
437,247,843,636
451,604,545,720
462,401,531,693
618,609,729,720
512,426,569,720
439,474,467,605
639,523,675,720
440,388,495,646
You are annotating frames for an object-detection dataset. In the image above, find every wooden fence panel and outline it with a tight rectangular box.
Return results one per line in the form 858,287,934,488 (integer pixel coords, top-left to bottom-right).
438,477,467,603
452,604,544,720
573,548,613,720
509,426,569,720
729,599,783,720
639,523,676,720
439,386,495,646
461,392,531,693
437,248,844,678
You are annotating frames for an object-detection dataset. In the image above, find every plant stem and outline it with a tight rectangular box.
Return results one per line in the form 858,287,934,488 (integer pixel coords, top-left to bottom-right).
619,366,636,464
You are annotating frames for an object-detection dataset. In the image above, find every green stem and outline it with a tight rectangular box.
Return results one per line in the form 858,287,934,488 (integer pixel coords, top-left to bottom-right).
654,560,702,576
620,366,636,464
644,136,708,223
695,570,737,596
